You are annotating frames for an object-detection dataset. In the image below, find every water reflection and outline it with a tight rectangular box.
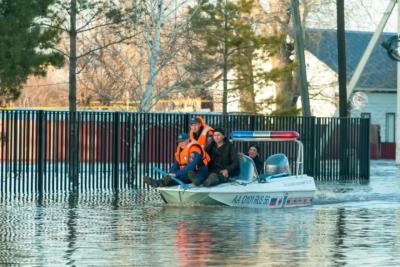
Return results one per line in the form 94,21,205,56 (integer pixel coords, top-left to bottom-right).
0,193,399,266
0,160,400,266
157,206,315,266
332,208,346,267
175,221,210,266
64,194,78,266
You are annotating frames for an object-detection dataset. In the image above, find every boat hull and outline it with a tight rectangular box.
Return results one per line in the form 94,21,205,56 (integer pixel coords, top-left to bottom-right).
157,175,316,208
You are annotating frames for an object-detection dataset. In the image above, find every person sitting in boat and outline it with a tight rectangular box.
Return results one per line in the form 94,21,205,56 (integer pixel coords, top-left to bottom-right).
143,133,209,188
202,128,240,187
189,115,214,149
246,144,264,175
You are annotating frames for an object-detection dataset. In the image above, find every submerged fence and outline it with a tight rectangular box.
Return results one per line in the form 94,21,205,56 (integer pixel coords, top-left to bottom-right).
0,110,370,194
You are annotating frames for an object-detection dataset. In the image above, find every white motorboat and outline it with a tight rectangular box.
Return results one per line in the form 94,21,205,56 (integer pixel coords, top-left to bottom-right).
157,131,317,208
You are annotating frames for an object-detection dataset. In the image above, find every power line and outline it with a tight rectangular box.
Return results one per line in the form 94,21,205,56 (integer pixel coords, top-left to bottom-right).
23,81,70,88
23,77,90,88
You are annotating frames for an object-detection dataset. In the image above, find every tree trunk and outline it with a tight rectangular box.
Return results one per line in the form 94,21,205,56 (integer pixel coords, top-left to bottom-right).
237,48,256,114
222,6,228,118
69,0,79,191
256,0,298,113
291,0,311,116
140,0,163,112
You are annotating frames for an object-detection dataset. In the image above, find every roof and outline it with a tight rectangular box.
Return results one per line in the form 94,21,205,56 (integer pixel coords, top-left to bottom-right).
305,29,397,90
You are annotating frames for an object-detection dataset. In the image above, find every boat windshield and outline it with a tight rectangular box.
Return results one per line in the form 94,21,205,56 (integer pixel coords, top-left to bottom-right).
237,154,258,182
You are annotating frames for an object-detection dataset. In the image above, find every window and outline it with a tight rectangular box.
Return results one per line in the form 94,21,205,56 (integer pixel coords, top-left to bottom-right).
385,113,395,142
361,113,371,119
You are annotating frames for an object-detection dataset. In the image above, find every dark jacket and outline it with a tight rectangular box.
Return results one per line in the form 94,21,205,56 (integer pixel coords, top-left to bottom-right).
206,139,240,177
246,154,264,175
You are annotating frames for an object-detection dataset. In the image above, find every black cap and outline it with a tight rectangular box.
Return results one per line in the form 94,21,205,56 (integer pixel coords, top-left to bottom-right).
190,117,200,124
177,133,189,142
249,144,260,152
214,127,225,136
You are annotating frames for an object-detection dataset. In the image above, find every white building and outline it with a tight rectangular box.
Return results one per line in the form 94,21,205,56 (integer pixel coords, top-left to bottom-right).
305,29,397,144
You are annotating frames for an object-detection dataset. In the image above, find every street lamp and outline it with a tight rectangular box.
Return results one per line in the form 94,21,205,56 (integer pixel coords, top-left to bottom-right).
381,35,400,61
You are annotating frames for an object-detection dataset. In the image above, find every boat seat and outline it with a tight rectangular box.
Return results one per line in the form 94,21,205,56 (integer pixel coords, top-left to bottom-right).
237,154,259,182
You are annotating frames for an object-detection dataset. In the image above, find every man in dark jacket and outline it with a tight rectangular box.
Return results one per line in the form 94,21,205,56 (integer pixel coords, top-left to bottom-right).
202,128,239,187
246,144,264,175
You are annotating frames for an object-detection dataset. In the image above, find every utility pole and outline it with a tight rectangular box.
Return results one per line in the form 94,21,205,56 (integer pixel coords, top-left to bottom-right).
337,0,347,118
337,0,349,178
69,0,79,192
290,0,311,116
397,0,400,166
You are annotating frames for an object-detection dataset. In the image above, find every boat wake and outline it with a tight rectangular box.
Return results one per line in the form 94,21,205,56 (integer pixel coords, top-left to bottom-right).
313,183,400,206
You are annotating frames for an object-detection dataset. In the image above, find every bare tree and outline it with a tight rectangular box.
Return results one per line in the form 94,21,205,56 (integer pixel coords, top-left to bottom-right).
131,0,195,111
37,0,137,190
80,0,197,111
40,0,136,112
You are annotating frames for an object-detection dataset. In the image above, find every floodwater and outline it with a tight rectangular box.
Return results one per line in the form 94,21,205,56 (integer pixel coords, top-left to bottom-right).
1,160,400,266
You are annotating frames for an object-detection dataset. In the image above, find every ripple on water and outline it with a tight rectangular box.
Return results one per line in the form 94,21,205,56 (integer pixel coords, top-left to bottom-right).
0,161,400,265
314,160,400,207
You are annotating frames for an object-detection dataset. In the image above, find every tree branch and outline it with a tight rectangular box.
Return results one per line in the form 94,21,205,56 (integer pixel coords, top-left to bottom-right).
34,22,68,32
76,33,141,60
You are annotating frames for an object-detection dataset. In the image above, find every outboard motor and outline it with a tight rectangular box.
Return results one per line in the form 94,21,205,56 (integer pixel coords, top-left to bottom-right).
264,153,290,176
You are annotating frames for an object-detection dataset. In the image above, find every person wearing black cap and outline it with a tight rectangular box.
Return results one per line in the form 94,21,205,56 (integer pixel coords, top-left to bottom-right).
189,115,214,149
202,128,240,187
143,133,209,188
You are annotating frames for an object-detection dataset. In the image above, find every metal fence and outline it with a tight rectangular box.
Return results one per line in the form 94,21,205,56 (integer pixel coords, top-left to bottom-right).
0,110,370,194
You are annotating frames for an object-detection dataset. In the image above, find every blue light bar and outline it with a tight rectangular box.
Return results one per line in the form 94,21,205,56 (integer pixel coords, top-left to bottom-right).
231,131,272,138
231,131,300,139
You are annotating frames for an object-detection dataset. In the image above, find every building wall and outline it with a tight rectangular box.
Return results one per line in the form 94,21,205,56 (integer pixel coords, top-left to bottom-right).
303,51,338,117
351,91,397,142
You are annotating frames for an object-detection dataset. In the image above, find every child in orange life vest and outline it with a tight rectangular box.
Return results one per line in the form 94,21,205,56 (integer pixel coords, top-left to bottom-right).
143,133,209,188
189,116,214,149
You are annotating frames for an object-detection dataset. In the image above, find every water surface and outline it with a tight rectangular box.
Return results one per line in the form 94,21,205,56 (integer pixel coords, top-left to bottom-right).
1,160,399,266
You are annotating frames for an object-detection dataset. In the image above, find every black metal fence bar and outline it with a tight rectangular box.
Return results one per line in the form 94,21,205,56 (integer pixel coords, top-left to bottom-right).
0,110,370,194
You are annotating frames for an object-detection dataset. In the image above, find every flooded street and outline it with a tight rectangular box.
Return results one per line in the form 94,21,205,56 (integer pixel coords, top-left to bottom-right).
1,160,400,266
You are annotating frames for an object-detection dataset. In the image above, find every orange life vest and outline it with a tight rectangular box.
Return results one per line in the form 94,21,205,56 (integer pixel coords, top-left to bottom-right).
175,141,210,169
189,116,214,149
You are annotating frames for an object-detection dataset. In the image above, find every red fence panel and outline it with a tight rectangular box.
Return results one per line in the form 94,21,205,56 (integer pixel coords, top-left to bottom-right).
381,142,395,159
